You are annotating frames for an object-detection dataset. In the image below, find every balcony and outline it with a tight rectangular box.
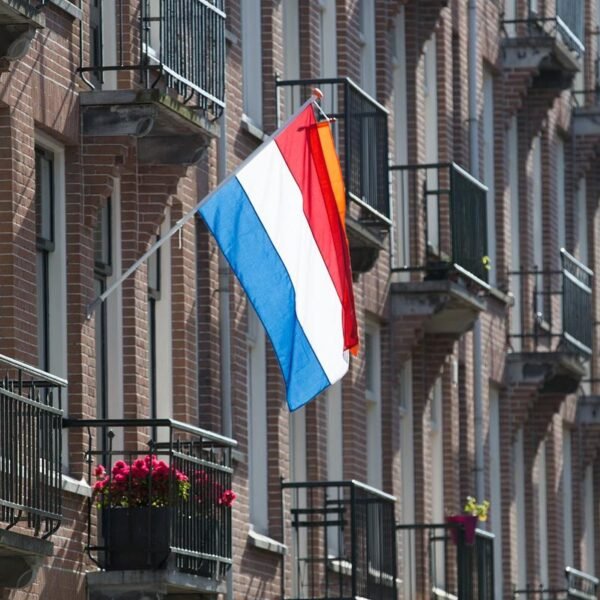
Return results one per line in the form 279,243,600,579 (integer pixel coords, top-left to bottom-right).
396,523,494,600
512,566,598,599
502,2,584,91
281,480,397,600
0,354,65,588
79,0,225,164
390,163,488,337
507,250,592,395
275,77,391,274
63,418,236,599
0,0,44,69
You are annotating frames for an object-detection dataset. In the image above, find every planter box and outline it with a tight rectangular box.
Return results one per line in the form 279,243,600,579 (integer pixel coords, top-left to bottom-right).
102,507,170,570
446,514,478,545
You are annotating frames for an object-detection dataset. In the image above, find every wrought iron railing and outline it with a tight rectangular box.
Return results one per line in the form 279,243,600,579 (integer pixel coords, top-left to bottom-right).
64,418,236,579
513,567,598,599
502,1,585,56
396,523,494,600
276,77,390,226
79,0,226,119
508,249,593,356
281,480,397,600
390,162,489,284
0,354,65,539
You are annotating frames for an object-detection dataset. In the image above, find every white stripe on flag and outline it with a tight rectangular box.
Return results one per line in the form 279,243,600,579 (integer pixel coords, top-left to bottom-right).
236,141,349,384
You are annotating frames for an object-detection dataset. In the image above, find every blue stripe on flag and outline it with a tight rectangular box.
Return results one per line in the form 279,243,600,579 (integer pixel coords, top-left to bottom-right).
199,177,330,411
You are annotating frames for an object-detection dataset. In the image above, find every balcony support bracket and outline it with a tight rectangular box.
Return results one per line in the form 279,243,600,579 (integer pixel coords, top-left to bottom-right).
505,352,586,395
0,529,53,589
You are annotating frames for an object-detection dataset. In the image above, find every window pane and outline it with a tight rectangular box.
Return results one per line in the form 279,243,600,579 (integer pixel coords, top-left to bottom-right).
35,149,54,244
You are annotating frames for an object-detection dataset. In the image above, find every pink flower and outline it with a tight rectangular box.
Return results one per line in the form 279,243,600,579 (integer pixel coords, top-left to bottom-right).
114,473,128,484
93,479,107,492
94,465,106,478
218,489,237,508
112,460,129,477
131,459,149,479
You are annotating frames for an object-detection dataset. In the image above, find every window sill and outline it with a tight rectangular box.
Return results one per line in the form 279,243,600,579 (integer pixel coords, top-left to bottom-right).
241,114,268,143
247,526,287,555
62,474,92,497
46,0,82,20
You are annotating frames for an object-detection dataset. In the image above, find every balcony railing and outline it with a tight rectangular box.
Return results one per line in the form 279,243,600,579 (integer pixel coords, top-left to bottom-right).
502,1,585,56
390,162,489,284
281,480,397,600
0,354,65,539
65,418,236,579
509,249,593,357
396,523,494,600
513,566,598,599
276,77,390,227
80,0,226,119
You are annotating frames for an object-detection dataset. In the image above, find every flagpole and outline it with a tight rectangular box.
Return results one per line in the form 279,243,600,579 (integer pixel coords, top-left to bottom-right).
86,90,323,320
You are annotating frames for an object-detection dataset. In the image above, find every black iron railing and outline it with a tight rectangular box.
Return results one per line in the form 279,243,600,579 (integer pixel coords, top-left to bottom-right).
513,567,598,599
396,523,494,600
509,249,593,356
276,77,390,225
502,1,585,56
0,354,65,539
64,418,236,579
80,0,226,118
390,162,489,284
281,480,397,600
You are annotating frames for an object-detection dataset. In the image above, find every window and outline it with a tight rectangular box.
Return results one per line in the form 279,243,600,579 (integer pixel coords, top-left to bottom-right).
283,0,300,80
241,0,263,129
89,0,103,87
513,428,527,588
483,70,496,286
35,134,67,381
319,0,337,77
537,440,549,586
399,359,415,599
36,148,55,373
326,382,343,556
424,35,439,252
94,199,112,421
391,7,409,273
430,376,444,588
365,322,382,489
508,116,522,347
93,181,123,425
563,428,574,566
148,213,173,429
489,386,503,599
576,178,588,265
532,135,544,317
358,0,376,96
583,465,595,573
557,139,566,250
247,306,268,533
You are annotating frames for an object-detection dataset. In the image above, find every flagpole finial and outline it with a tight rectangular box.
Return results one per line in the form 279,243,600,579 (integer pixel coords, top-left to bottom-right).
311,87,324,100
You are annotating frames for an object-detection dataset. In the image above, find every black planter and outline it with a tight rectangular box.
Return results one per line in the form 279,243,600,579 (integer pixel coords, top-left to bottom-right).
102,507,170,570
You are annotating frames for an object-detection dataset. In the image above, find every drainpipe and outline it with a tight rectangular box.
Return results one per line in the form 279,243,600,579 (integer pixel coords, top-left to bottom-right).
217,108,233,600
468,0,485,504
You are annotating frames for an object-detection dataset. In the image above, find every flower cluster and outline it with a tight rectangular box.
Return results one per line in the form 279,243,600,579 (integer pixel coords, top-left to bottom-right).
464,496,490,522
92,455,237,510
194,469,237,508
93,455,190,508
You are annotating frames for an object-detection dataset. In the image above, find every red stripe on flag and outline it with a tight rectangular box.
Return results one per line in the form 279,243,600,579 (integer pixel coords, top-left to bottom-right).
275,105,358,351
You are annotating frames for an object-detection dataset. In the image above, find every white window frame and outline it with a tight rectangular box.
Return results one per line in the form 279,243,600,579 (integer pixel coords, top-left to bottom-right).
430,376,445,588
556,138,566,250
326,381,343,557
247,305,268,534
242,0,263,130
